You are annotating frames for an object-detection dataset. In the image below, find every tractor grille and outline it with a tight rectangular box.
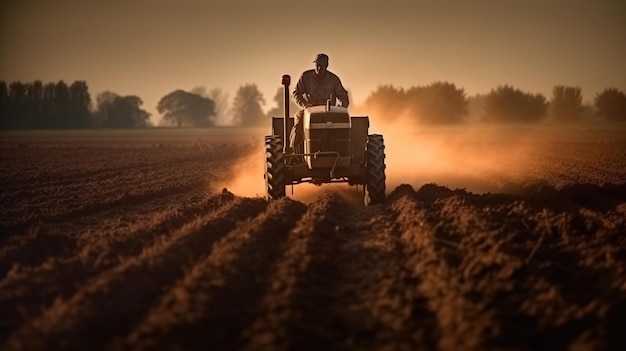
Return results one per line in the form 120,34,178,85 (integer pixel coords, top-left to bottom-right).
308,128,350,157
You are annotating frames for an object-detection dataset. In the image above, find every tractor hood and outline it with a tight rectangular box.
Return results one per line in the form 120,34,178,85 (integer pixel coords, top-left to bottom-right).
304,105,350,128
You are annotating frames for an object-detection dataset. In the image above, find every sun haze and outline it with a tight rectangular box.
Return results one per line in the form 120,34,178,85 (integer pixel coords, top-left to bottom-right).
1,0,624,123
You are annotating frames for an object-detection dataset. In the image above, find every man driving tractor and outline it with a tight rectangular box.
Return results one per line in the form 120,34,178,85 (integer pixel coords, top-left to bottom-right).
286,53,350,154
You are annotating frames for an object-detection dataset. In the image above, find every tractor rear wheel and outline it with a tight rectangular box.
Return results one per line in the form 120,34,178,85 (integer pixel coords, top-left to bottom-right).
264,135,286,200
364,134,386,206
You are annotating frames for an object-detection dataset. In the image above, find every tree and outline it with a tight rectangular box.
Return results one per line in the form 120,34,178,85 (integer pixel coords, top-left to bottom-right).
41,82,56,128
94,91,150,128
157,90,216,127
484,85,548,123
231,83,265,126
266,87,300,120
0,81,7,128
190,86,231,125
93,91,116,127
361,85,407,123
49,80,72,128
550,85,583,122
406,81,468,124
68,80,92,128
595,88,626,122
8,81,27,128
25,81,43,127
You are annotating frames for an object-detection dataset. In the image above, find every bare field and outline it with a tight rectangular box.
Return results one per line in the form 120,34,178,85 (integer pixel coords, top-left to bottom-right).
0,126,625,351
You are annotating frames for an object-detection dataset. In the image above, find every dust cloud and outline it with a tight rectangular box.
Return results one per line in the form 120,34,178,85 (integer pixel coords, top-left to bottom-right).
214,136,267,198
371,114,538,194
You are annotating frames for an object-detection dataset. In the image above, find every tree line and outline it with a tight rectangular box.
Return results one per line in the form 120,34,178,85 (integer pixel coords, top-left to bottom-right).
1,79,625,129
0,80,153,129
0,80,92,129
360,83,626,124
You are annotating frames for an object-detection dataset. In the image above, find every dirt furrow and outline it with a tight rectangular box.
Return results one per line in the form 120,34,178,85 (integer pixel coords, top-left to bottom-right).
1,170,202,229
314,191,438,351
0,191,237,342
121,197,307,351
3,196,267,351
0,152,223,206
2,152,213,194
240,189,440,351
0,146,247,231
238,192,354,351
390,184,518,351
0,178,210,275
0,176,207,239
0,144,240,190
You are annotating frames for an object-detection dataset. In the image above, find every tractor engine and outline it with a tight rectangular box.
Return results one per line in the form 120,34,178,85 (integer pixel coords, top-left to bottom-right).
303,105,351,169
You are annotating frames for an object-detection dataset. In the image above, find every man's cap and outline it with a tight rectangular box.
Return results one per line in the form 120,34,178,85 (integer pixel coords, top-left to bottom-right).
313,53,329,64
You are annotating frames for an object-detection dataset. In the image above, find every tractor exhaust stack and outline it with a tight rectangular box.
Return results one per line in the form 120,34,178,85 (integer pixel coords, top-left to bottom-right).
281,74,291,153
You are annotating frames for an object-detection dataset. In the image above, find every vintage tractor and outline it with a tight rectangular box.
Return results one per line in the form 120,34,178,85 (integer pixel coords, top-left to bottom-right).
264,75,386,206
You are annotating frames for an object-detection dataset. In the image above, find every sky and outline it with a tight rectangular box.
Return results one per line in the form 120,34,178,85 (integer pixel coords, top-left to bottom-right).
1,0,624,124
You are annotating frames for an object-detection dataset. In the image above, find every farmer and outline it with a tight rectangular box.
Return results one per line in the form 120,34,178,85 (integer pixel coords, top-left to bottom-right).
286,53,350,154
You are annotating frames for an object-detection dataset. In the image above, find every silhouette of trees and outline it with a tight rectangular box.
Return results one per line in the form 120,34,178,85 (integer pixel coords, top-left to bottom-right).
594,88,626,122
406,81,468,124
53,80,71,128
68,81,92,128
42,82,56,127
0,80,92,129
484,85,548,123
5,81,26,128
24,80,43,127
231,84,265,126
157,90,216,127
550,85,584,122
1,78,624,129
360,82,467,124
0,81,7,128
361,85,406,122
266,87,300,119
190,86,230,124
93,91,150,128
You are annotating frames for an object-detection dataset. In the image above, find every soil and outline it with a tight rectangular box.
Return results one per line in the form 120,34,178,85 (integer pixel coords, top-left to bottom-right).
0,127,624,351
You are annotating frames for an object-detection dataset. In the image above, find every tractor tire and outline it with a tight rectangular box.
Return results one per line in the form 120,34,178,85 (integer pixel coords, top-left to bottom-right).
265,135,286,200
364,134,386,206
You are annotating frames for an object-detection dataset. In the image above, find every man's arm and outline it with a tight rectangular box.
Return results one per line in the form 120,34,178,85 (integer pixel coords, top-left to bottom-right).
292,74,310,108
335,77,349,108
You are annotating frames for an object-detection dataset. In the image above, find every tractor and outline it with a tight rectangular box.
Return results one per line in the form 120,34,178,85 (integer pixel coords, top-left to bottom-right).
264,74,386,206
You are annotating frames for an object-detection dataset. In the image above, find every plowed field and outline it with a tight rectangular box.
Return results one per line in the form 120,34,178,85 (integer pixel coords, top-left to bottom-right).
1,127,625,351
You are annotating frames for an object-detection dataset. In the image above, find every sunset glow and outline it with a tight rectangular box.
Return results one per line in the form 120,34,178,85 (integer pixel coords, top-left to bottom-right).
1,0,624,124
